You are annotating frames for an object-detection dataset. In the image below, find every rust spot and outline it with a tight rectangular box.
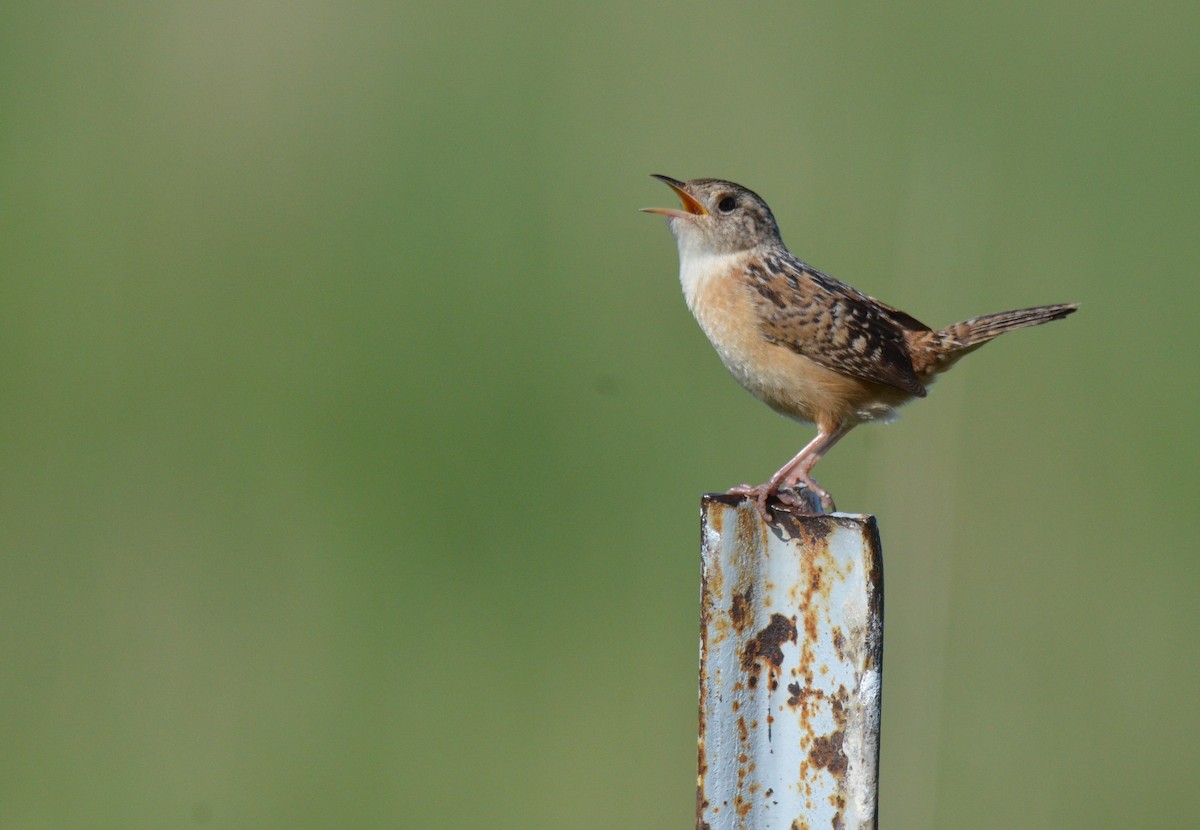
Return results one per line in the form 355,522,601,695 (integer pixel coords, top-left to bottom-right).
808,731,848,778
737,716,748,743
831,626,846,662
831,685,849,727
700,496,729,649
731,587,753,632
791,820,809,830
741,613,798,692
803,613,819,646
702,494,735,537
734,498,764,552
774,510,834,543
696,786,710,830
703,492,745,509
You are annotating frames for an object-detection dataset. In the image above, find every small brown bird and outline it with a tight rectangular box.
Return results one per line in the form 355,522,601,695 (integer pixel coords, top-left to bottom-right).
643,175,1078,519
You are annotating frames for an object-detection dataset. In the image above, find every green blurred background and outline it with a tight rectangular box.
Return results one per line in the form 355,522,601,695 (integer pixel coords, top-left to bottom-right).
2,2,1197,827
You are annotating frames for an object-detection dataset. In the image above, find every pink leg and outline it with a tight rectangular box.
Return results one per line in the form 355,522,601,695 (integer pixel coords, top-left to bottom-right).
727,423,853,520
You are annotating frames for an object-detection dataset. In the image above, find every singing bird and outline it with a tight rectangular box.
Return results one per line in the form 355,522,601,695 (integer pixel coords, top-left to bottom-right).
643,175,1078,519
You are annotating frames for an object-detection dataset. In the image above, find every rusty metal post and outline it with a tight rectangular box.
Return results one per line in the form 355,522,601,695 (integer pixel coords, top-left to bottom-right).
697,494,884,830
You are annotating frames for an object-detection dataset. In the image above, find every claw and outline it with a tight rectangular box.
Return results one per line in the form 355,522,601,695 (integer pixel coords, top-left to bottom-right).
724,480,833,522
724,483,775,522
777,484,833,514
756,490,772,523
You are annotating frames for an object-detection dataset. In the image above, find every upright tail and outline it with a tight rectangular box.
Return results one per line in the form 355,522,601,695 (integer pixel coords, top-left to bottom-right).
915,303,1080,374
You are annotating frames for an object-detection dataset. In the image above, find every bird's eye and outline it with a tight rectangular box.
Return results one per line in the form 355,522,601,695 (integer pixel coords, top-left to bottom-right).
717,195,737,213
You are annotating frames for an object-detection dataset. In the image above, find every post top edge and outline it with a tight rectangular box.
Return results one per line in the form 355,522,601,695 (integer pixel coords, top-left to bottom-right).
701,493,877,524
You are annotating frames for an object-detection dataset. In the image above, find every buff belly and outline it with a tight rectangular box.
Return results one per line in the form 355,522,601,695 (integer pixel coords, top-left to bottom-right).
685,267,913,428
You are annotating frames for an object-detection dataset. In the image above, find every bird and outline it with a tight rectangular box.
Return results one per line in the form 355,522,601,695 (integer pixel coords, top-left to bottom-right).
642,174,1079,520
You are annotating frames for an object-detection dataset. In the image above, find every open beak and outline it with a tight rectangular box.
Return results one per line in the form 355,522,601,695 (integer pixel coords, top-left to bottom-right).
640,174,708,218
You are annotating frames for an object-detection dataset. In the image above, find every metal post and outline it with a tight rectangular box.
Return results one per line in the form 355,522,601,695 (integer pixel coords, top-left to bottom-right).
697,494,884,830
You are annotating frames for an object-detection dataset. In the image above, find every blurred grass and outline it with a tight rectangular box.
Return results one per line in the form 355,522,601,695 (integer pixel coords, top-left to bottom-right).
1,1,1197,828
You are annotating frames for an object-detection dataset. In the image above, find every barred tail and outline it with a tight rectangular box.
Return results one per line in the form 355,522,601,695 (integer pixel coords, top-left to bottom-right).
916,302,1079,375
946,303,1080,348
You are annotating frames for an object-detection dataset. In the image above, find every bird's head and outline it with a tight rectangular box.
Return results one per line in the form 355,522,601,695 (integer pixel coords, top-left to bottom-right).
641,175,783,258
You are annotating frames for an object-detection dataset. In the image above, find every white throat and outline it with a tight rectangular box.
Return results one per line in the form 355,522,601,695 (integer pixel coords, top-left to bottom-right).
674,233,745,309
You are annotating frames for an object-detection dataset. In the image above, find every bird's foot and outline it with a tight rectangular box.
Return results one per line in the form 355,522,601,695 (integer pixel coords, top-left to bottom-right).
725,481,833,522
777,485,835,514
724,483,776,523
779,474,836,513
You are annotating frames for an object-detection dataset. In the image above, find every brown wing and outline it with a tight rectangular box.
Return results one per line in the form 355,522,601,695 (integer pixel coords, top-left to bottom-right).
747,254,928,397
